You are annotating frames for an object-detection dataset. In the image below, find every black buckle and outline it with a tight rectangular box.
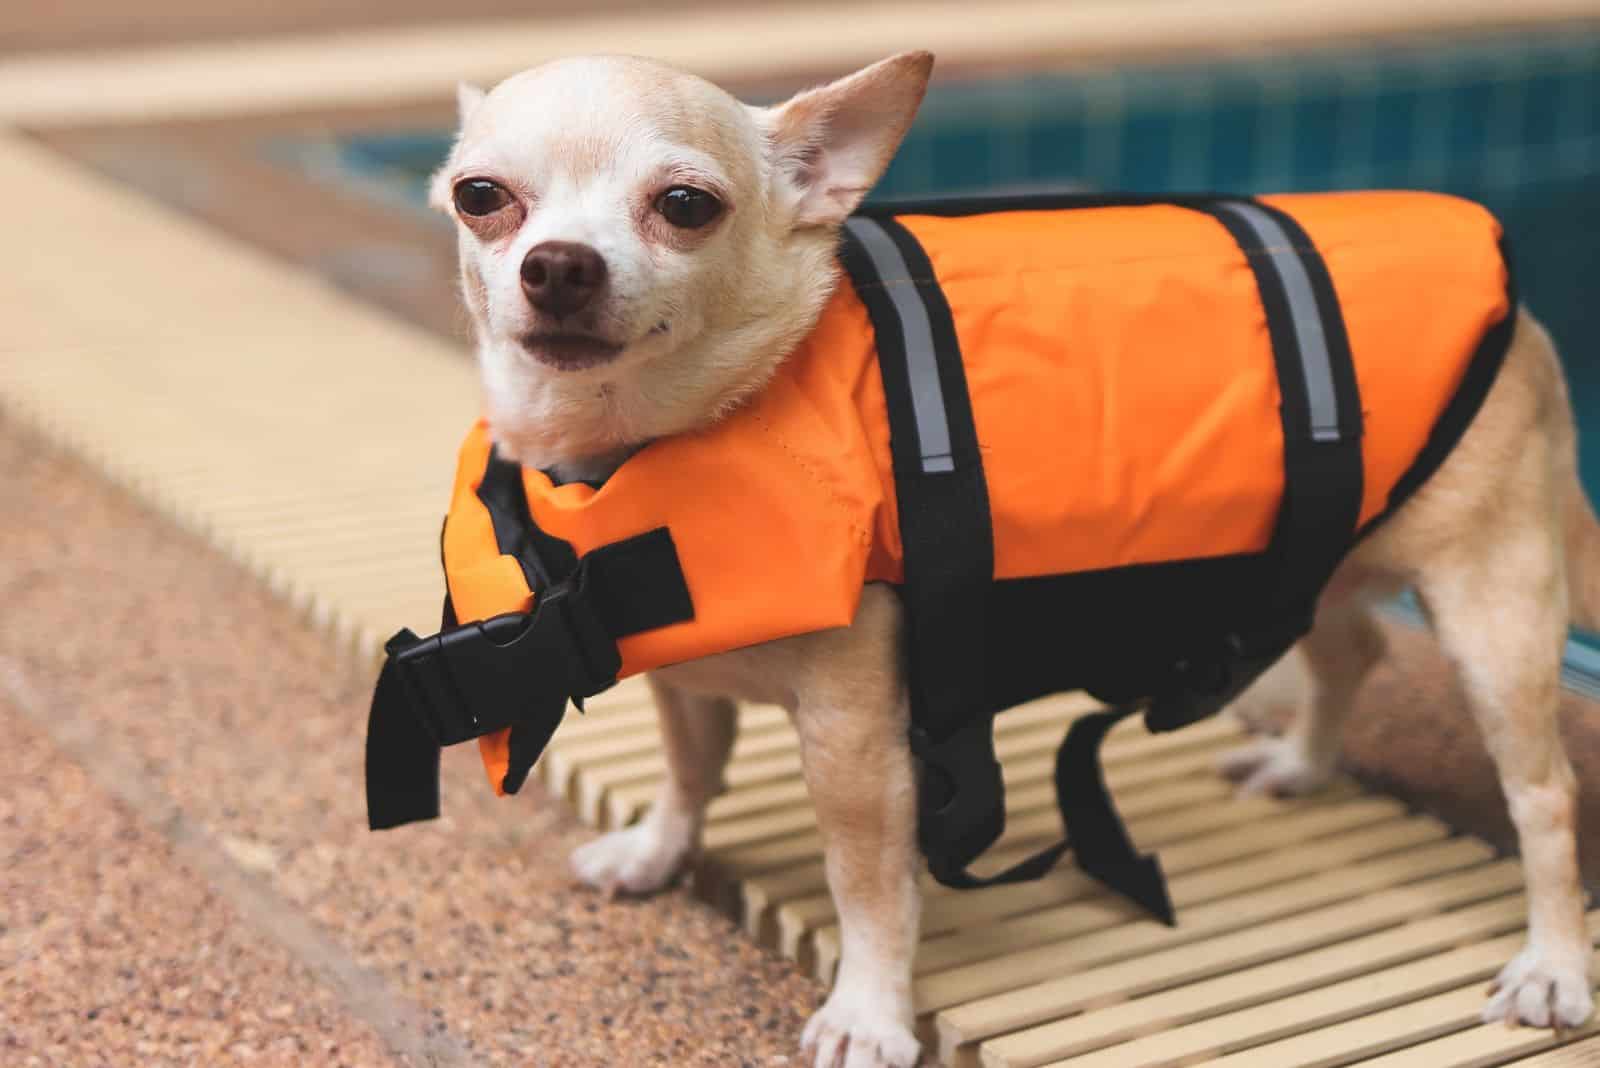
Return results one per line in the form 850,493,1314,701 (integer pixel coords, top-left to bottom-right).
384,562,622,747
910,721,1006,881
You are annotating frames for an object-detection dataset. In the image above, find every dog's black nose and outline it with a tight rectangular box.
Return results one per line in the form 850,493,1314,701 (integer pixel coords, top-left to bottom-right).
521,241,607,317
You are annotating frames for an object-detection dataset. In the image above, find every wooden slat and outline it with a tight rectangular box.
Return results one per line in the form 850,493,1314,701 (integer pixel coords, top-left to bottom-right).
917,785,1365,932
604,703,1241,831
915,837,1496,1016
809,782,1373,981
938,857,1528,1066
738,776,1237,944
909,805,1420,980
569,710,796,817
1358,1024,1600,1068
776,743,1287,952
788,787,1386,971
909,806,1425,977
1188,922,1600,1068
734,758,1297,953
976,893,1532,1068
1041,916,1599,1068
1503,1034,1600,1065
706,739,1258,891
607,710,1242,830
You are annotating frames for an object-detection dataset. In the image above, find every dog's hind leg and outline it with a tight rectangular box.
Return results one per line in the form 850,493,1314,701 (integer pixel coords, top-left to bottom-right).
1394,313,1595,1029
1415,514,1593,1028
569,678,737,895
1218,596,1388,797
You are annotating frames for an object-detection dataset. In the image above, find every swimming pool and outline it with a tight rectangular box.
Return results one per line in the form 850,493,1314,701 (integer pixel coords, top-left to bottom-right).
280,25,1600,669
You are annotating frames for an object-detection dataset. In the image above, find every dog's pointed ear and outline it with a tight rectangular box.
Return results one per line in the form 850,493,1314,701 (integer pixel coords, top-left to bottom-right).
763,51,933,228
431,82,489,213
456,81,487,125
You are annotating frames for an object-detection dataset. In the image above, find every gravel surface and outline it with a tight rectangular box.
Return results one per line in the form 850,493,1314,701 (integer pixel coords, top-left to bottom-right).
0,419,820,1067
1,701,402,1068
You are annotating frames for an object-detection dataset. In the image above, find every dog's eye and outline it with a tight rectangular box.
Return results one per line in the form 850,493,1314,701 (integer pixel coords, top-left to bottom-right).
656,186,723,229
453,179,512,217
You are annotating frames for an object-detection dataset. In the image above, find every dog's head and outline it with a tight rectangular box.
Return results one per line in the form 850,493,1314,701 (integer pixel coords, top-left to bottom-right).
432,52,932,477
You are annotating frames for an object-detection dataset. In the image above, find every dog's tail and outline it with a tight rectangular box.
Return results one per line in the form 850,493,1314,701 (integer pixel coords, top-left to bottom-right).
1565,472,1600,633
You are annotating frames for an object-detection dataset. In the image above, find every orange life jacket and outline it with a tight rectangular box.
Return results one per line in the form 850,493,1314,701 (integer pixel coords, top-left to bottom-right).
367,191,1513,914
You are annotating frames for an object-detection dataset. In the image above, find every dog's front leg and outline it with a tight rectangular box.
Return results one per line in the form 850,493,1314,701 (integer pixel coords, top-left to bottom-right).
792,590,922,1068
570,677,736,895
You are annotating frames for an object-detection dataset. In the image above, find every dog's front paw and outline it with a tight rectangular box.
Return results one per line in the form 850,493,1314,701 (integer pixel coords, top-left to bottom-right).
1483,944,1594,1030
569,817,693,897
801,988,920,1068
1217,736,1334,798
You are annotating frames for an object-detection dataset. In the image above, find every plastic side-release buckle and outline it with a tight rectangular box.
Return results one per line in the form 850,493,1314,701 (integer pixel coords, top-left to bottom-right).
910,720,1006,882
385,561,622,747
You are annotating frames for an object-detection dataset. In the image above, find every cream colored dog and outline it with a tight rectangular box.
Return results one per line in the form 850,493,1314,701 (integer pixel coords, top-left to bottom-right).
431,51,1594,1067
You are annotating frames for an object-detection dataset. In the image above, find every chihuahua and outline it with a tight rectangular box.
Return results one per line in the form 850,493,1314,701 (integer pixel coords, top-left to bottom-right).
430,52,1593,1067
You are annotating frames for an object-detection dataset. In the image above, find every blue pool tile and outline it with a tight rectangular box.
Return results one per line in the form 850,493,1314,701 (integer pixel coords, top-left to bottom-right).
1024,115,1088,187
1521,70,1566,149
1369,77,1423,178
927,126,994,191
1444,67,1495,161
1115,101,1178,191
1290,74,1348,187
1203,72,1265,190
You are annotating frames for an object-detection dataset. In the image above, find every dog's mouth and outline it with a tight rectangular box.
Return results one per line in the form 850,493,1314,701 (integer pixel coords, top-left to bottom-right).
518,331,626,370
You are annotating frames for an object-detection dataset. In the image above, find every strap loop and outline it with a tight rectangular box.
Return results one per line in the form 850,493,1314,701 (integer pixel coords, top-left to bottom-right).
1058,704,1176,924
910,721,1006,881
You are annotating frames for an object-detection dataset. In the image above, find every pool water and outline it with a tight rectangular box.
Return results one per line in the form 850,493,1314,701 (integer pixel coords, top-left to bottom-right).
283,27,1600,667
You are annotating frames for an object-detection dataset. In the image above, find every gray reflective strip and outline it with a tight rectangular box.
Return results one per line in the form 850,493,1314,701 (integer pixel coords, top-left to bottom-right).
1217,202,1342,443
844,218,956,473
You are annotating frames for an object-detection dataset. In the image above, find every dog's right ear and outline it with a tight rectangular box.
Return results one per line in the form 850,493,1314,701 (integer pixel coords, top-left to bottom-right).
762,51,933,229
456,82,486,125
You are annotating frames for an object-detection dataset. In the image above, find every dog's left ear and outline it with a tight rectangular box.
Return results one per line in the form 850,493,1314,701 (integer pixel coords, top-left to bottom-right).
429,82,489,214
763,51,933,228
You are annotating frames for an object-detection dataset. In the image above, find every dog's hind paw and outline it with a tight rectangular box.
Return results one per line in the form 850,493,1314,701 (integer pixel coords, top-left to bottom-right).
1217,736,1335,798
801,990,920,1068
570,817,693,897
1483,946,1595,1030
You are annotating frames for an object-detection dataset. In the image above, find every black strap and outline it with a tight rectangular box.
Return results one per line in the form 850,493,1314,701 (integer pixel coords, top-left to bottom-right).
839,217,992,741
366,651,443,829
1144,199,1367,733
912,721,1071,890
365,453,694,830
841,216,1179,909
841,216,1013,888
1059,704,1176,924
908,703,1177,919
